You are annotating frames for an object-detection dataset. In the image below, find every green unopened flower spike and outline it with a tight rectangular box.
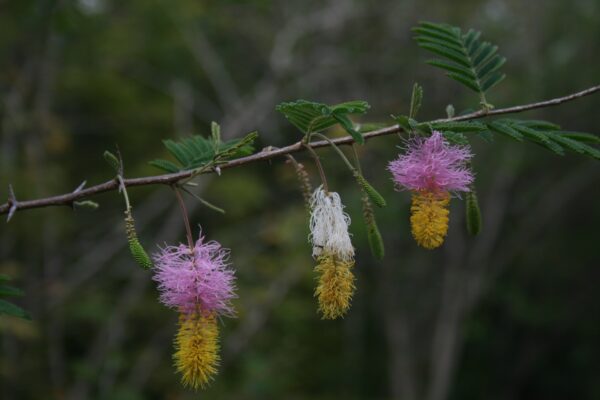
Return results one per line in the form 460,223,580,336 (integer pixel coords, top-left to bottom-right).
362,196,385,260
125,207,152,269
109,151,152,270
354,173,386,208
465,187,482,236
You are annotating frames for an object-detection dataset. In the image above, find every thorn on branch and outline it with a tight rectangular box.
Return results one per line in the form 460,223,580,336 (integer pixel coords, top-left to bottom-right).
261,146,279,166
73,180,87,194
261,145,278,153
7,185,18,222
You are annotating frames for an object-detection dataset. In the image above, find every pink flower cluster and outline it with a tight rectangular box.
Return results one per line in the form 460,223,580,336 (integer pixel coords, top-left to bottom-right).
152,233,236,316
387,131,473,192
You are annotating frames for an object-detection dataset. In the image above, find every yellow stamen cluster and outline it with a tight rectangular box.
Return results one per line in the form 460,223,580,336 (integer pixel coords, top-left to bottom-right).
314,255,356,319
174,312,220,389
410,191,450,249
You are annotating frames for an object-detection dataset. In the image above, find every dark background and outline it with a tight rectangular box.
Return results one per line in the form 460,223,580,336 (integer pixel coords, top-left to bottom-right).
1,0,599,399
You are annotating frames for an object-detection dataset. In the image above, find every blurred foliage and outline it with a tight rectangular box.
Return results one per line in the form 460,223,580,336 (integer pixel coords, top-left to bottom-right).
1,1,599,399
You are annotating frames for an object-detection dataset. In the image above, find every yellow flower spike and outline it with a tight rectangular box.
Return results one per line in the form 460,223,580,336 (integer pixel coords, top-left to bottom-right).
314,254,356,319
173,312,220,389
410,191,451,249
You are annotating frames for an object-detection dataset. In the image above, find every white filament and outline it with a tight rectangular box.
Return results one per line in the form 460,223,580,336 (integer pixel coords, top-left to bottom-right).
309,186,354,260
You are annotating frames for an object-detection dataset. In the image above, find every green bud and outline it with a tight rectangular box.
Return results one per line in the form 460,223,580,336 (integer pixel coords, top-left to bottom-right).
355,174,386,208
361,196,385,260
103,151,121,173
125,209,153,269
367,220,385,260
128,237,153,270
465,189,482,236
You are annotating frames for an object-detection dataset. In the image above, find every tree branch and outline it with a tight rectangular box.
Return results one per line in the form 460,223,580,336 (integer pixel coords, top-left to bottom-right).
1,84,599,217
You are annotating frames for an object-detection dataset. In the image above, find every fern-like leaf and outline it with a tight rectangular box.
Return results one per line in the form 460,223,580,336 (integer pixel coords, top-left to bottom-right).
412,117,599,160
414,22,506,102
427,121,487,132
489,119,600,159
150,124,257,172
0,275,30,320
276,99,370,144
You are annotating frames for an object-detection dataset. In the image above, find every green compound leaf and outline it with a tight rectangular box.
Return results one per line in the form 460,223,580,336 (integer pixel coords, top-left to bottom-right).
488,120,524,141
0,275,30,319
148,159,181,173
276,99,370,144
0,299,31,320
441,131,469,145
392,115,418,132
427,121,487,132
414,22,506,99
0,285,24,297
487,119,600,160
150,123,257,172
557,131,600,144
409,83,423,119
505,122,564,155
403,117,598,161
215,131,258,161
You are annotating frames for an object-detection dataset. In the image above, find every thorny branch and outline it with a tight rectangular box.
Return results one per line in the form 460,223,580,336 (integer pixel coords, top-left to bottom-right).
1,84,599,218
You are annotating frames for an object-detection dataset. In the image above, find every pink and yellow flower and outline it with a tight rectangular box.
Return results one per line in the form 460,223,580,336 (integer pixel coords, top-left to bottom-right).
152,233,236,316
152,231,236,389
388,131,473,249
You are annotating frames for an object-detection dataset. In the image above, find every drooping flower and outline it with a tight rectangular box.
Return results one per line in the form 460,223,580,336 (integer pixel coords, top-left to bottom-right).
410,191,450,249
174,311,220,389
152,232,236,316
309,186,354,261
153,230,237,390
309,186,356,318
388,131,473,192
388,131,473,249
314,255,355,319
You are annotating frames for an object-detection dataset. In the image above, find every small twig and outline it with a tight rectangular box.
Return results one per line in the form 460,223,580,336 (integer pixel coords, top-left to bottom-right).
302,143,329,193
312,132,357,173
181,187,226,214
173,185,194,251
0,85,598,217
435,84,600,123
351,145,363,175
117,176,130,210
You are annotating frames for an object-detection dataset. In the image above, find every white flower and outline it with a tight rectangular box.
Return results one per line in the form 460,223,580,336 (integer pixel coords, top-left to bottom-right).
309,186,354,260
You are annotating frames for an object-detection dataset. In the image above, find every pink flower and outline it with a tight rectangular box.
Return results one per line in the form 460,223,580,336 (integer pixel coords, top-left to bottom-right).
152,233,236,317
387,131,473,192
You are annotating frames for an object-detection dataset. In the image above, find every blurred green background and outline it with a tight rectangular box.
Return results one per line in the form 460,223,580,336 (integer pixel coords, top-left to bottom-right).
1,1,599,399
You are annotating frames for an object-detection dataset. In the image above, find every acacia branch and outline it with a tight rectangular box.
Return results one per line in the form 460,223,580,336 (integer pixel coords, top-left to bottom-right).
1,84,599,217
